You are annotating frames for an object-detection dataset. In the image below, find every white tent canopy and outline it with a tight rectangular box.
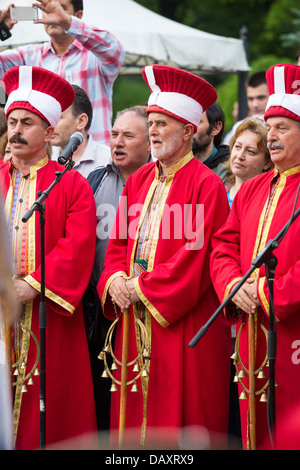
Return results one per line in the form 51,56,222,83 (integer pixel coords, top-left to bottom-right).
0,0,249,75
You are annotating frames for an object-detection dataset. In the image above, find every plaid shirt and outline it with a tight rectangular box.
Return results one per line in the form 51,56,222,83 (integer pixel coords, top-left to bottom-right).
0,16,125,145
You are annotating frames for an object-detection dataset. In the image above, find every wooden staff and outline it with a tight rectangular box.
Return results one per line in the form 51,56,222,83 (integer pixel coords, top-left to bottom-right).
119,308,130,449
248,312,256,450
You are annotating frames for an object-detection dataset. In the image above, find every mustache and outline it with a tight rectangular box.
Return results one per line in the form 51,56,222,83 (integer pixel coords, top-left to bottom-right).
113,147,128,154
9,134,28,145
267,141,285,150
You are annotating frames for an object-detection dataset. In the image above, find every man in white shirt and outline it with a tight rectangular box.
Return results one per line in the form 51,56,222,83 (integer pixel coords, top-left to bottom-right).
51,84,110,178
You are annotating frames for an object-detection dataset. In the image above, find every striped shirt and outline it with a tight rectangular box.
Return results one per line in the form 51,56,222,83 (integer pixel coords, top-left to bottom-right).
0,16,125,145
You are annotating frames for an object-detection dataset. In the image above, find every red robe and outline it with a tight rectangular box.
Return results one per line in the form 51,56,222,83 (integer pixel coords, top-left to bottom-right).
1,157,97,449
98,152,231,447
210,166,300,449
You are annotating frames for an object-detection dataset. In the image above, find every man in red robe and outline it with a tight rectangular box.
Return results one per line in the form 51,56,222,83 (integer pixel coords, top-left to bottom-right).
210,63,300,450
0,65,97,449
97,65,231,448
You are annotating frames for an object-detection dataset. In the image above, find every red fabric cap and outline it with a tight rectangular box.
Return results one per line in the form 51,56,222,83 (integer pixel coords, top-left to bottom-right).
142,65,217,130
264,63,300,122
3,66,75,125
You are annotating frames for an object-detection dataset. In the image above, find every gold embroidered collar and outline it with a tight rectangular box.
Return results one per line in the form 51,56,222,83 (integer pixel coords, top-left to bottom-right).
155,151,194,182
273,164,300,178
10,155,49,179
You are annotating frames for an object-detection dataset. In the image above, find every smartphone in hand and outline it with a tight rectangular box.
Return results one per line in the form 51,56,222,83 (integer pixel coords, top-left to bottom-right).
10,6,39,22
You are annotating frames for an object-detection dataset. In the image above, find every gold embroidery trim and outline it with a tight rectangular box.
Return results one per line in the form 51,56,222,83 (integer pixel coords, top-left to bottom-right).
252,173,286,260
223,277,243,302
25,275,75,314
257,276,280,323
128,152,194,444
5,159,49,446
133,277,169,328
128,175,159,445
252,173,286,322
101,271,128,308
243,169,288,445
258,276,269,316
279,164,300,177
12,301,33,446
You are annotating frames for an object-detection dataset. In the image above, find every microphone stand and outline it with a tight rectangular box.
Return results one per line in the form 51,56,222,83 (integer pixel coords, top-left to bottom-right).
22,159,75,450
189,204,300,447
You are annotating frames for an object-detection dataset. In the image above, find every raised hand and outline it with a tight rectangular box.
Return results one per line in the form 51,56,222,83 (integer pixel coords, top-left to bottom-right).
0,3,18,29
33,0,71,30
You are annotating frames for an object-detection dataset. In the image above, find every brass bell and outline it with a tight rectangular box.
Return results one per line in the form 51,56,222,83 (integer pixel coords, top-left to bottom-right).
103,345,111,354
21,384,28,393
257,369,266,379
143,348,151,360
111,361,118,371
13,368,19,376
233,375,239,383
275,380,279,387
132,361,140,372
231,352,238,361
27,377,34,386
260,392,268,402
239,390,248,400
33,368,40,376
20,361,26,370
98,351,105,360
101,368,109,378
131,381,139,392
141,368,148,377
238,369,246,379
110,381,118,392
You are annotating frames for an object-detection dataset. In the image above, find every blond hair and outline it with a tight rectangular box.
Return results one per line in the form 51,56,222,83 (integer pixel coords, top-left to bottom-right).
225,117,273,185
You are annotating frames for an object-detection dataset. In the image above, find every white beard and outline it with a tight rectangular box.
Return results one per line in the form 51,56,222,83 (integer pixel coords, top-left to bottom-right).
151,127,183,161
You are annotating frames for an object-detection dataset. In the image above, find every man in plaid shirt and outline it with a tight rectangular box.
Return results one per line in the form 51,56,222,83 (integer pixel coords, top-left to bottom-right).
0,0,125,145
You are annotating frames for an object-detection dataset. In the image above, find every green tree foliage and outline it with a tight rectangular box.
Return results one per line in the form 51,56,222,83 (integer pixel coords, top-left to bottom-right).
113,0,300,127
280,8,300,50
134,0,299,60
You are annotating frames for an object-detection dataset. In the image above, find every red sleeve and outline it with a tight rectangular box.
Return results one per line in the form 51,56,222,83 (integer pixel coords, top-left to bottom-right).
210,191,246,322
26,173,97,315
136,179,230,327
258,262,300,321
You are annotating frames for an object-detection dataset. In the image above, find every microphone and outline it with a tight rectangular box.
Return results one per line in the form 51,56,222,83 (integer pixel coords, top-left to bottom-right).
58,132,84,165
